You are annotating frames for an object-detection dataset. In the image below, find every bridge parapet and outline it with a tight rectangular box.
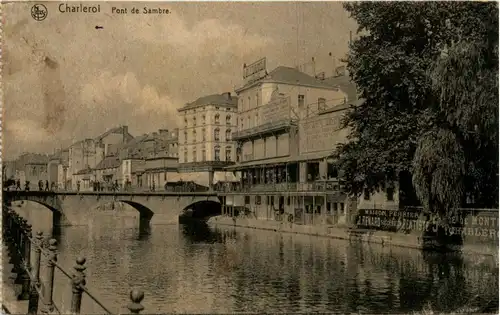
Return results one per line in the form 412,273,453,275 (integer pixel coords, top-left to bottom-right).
3,190,222,229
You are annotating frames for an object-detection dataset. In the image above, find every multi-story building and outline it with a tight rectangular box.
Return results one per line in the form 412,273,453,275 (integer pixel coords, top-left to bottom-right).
119,129,179,191
67,125,134,190
220,58,360,225
177,93,239,188
16,153,50,188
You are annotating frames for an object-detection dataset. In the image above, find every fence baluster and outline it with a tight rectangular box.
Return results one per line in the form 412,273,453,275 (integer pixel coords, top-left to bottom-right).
28,231,44,315
40,239,57,315
18,223,32,300
127,289,145,314
70,257,86,314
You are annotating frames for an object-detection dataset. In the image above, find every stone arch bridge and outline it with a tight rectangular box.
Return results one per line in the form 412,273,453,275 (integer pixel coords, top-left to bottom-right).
3,190,222,233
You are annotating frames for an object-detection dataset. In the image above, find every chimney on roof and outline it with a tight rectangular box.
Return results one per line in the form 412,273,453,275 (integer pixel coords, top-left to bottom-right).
315,72,325,80
224,92,232,100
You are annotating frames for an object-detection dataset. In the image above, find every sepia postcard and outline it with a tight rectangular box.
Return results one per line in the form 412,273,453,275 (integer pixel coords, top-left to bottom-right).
1,1,498,314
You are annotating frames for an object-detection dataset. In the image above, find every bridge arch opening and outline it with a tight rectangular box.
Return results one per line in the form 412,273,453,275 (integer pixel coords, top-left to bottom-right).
182,200,221,220
117,200,154,234
7,200,65,236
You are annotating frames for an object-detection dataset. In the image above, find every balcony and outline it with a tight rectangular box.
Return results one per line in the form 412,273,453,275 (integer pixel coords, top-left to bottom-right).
214,179,345,193
232,119,297,141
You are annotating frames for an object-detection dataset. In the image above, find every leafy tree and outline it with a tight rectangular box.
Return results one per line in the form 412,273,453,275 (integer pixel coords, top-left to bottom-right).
334,2,498,214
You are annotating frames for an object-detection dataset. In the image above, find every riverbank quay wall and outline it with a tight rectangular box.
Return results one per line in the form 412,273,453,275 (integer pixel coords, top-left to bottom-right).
3,191,220,227
208,207,499,256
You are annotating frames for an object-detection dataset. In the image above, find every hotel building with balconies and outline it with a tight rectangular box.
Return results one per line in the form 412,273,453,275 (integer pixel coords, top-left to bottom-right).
219,58,365,226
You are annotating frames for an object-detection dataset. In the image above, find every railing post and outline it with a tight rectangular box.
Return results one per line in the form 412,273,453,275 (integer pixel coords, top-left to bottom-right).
70,257,86,314
127,289,145,314
40,239,57,315
12,215,23,279
28,231,44,315
18,223,32,300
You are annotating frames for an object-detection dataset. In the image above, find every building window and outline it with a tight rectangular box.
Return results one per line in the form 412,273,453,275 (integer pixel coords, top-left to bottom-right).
184,117,188,126
298,95,305,107
340,203,345,215
247,97,251,110
214,128,220,141
201,149,206,161
202,128,206,141
192,149,197,162
255,113,259,126
214,146,220,161
225,148,232,161
193,130,197,143
255,196,261,205
256,93,259,107
386,186,395,201
225,129,231,141
183,151,188,162
318,98,326,111
164,172,167,181
215,114,220,125
202,115,206,124
184,131,188,144
226,115,231,125
244,196,250,204
236,147,241,162
364,188,370,200
247,116,251,128
193,117,197,126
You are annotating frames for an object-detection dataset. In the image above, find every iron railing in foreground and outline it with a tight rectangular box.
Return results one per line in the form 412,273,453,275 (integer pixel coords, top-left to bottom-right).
3,207,145,315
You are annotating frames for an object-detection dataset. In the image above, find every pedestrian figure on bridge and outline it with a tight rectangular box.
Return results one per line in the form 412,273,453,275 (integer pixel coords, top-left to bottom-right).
25,181,30,191
45,180,49,191
16,179,21,191
152,180,155,192
77,180,81,191
51,181,56,191
38,180,43,191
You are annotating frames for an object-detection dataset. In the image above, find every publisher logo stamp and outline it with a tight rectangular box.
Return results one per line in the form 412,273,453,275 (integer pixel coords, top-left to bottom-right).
31,4,48,21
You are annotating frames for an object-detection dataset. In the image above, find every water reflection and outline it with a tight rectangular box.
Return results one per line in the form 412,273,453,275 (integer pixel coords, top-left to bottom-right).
11,204,499,314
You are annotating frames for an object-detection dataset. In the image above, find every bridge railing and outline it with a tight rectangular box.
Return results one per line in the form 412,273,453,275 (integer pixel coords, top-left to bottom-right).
2,208,145,314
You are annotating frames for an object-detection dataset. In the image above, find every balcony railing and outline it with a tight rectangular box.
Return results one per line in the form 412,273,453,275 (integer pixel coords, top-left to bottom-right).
232,119,297,141
214,179,345,193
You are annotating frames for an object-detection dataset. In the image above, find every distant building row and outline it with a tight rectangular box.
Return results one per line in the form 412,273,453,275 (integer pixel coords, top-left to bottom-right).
4,127,181,192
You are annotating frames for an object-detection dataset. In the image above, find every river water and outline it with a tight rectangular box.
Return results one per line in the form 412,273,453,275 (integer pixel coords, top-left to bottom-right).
12,202,499,314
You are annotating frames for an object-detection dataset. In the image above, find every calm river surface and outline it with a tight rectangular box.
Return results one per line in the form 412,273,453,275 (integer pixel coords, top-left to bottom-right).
15,202,499,314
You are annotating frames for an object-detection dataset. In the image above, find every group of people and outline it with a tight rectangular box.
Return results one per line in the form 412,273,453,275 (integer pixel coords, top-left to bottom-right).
4,179,58,191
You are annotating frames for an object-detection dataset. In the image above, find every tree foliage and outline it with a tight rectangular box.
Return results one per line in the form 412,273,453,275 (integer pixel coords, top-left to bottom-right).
334,2,498,211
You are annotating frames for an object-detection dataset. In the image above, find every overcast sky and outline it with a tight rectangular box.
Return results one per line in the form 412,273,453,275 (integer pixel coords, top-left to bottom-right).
3,1,357,159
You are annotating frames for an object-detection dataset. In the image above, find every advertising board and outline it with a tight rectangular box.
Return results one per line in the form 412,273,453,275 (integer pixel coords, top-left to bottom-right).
355,208,499,241
260,96,291,126
299,112,343,154
243,58,267,84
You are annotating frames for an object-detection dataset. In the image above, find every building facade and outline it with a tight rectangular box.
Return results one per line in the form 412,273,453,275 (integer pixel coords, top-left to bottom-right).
67,125,134,190
177,93,239,188
220,59,360,226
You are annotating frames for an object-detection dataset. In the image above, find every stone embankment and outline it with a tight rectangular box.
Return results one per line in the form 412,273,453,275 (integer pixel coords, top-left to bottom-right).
207,216,499,257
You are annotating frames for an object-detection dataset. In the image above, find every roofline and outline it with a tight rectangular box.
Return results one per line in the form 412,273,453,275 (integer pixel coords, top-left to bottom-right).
177,102,238,112
235,80,338,94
